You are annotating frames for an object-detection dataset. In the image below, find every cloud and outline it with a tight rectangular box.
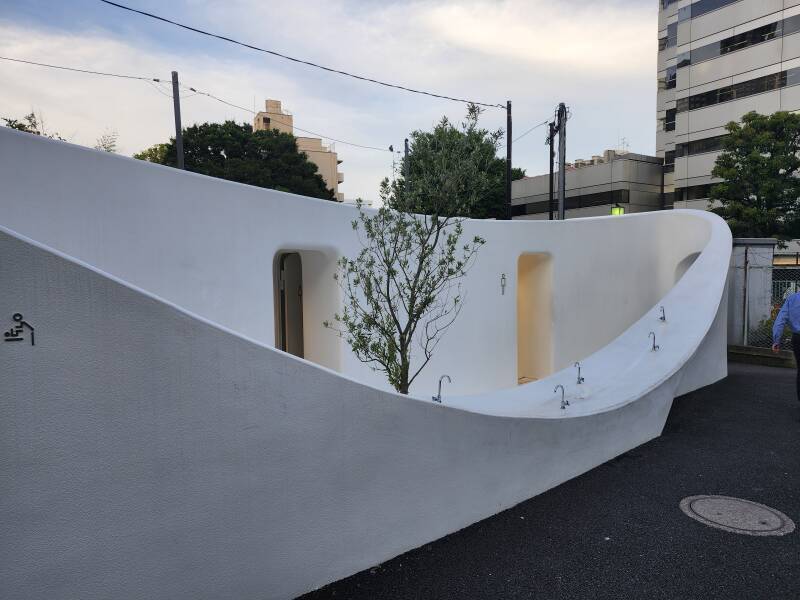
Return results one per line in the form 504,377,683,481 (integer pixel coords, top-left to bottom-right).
0,0,657,202
423,0,656,74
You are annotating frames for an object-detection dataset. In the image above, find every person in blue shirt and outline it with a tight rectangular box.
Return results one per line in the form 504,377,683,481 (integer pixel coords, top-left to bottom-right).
772,290,800,402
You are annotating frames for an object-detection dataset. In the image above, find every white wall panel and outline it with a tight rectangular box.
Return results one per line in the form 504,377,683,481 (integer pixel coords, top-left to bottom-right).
687,90,781,130
689,0,782,42
730,58,782,83
690,40,782,87
780,83,800,109
782,32,800,61
687,152,720,178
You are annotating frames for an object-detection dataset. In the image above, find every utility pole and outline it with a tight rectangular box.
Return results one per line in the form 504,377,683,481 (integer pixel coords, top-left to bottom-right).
404,138,409,181
505,100,512,220
547,121,556,221
171,71,185,170
556,103,567,221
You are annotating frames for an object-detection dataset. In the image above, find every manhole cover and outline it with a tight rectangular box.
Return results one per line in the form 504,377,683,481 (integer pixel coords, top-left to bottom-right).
680,495,795,536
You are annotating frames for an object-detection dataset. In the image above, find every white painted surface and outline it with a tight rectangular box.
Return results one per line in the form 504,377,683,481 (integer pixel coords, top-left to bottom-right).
0,130,731,599
0,128,727,397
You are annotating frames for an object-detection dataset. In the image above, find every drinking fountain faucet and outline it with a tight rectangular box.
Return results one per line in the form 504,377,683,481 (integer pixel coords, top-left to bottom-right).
554,384,568,409
659,306,666,322
432,374,451,403
649,331,660,352
574,361,585,385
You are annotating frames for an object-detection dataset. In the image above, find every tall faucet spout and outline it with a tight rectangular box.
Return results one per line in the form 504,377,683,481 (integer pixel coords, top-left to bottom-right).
433,374,452,403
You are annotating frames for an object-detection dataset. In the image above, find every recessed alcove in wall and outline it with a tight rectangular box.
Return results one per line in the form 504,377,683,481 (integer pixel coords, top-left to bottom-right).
675,252,701,283
517,253,553,384
273,249,341,371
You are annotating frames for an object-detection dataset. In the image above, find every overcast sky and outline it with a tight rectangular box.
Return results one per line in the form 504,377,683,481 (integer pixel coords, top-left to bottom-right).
0,0,658,203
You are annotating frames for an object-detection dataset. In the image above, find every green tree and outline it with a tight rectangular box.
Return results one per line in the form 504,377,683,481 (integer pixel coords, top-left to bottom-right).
325,164,487,395
710,111,800,240
395,104,524,220
134,121,334,200
2,111,64,140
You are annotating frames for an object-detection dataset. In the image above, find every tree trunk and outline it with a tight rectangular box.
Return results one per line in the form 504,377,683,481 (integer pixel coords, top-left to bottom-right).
398,351,410,395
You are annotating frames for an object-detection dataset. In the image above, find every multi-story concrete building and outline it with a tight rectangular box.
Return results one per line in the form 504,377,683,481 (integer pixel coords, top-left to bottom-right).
657,0,800,210
254,99,344,201
511,150,664,220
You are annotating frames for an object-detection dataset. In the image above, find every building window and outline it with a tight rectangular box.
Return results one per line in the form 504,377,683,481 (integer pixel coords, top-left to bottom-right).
679,19,786,69
675,135,727,158
666,66,676,89
513,189,631,216
678,0,741,23
659,66,677,90
676,68,798,113
263,117,271,126
664,108,676,132
675,184,713,203
664,150,675,173
659,22,678,50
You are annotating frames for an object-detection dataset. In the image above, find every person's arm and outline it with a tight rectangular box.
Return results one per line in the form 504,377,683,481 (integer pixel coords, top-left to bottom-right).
773,298,791,351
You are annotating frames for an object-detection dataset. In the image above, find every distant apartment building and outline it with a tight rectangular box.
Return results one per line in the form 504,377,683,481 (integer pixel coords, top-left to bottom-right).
511,150,664,220
658,0,800,210
254,99,344,201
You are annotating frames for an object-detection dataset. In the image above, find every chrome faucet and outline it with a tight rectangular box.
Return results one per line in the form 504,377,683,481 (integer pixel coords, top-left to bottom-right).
554,384,568,409
574,361,585,385
659,306,666,322
649,331,660,352
432,374,451,403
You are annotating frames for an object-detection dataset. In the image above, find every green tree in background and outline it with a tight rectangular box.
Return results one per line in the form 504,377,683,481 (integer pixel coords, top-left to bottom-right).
2,112,65,140
393,104,524,220
134,121,334,200
710,111,800,240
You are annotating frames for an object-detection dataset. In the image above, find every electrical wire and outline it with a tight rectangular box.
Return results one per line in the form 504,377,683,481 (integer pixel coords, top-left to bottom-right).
513,118,550,143
98,0,506,109
0,53,394,153
181,84,393,152
0,54,163,82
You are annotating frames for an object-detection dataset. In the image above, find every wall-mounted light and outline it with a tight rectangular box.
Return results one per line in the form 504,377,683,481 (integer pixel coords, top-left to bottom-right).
500,273,507,295
611,204,625,216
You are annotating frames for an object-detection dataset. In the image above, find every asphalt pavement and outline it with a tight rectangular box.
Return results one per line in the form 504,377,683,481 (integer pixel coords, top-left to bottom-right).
299,363,800,599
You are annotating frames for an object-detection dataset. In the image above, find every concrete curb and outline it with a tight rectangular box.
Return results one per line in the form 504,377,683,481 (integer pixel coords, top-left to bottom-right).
728,345,796,369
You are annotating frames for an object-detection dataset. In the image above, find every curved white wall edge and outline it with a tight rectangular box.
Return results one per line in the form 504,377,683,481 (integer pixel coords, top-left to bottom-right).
0,130,731,600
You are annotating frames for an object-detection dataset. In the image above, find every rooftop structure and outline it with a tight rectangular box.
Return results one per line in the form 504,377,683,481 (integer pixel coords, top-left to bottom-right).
512,149,664,220
254,99,344,201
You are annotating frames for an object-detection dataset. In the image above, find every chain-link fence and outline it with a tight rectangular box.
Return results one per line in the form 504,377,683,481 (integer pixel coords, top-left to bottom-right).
740,266,800,351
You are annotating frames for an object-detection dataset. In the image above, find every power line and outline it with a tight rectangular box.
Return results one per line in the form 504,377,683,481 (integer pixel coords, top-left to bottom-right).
181,84,393,152
0,54,163,82
98,0,505,109
513,118,550,143
0,53,394,153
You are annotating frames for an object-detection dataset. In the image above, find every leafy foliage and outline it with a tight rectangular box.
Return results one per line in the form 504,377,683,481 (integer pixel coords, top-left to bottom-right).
94,130,119,153
394,104,523,220
710,111,800,240
134,121,334,200
326,112,493,394
2,112,64,140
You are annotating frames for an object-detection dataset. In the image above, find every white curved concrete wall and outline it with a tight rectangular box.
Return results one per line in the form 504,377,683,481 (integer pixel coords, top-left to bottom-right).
0,130,731,599
0,128,721,397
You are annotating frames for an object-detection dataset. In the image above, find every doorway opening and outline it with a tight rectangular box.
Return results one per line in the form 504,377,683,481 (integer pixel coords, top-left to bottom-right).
517,253,553,384
277,252,304,358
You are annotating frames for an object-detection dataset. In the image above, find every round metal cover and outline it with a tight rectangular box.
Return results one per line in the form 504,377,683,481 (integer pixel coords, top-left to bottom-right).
680,495,795,536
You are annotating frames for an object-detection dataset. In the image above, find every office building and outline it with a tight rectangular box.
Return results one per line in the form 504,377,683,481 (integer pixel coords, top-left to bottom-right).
658,0,800,210
512,150,664,219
